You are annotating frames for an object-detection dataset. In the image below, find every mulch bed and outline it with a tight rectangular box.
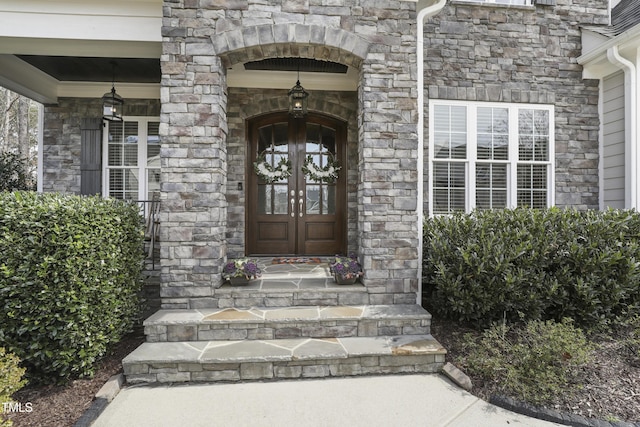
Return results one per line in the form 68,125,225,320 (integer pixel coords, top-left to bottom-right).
431,316,640,424
6,329,145,427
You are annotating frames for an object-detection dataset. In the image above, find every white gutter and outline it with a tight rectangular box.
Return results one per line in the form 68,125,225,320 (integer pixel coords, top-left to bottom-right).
606,45,638,209
416,0,446,305
578,24,640,66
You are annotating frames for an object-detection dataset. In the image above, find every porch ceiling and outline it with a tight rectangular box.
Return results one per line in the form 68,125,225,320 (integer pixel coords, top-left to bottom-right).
16,55,161,84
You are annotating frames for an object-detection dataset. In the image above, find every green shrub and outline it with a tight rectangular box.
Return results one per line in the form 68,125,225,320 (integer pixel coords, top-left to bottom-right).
423,208,640,328
619,315,640,367
0,152,34,192
0,348,26,427
462,319,594,405
0,192,144,383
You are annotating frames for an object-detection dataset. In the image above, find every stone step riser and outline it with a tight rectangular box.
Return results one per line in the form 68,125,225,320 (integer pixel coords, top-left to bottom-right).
145,318,431,342
162,292,372,310
124,354,445,384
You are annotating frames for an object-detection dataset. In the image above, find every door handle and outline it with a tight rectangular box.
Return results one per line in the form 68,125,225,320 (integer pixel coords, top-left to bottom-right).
299,198,304,217
290,198,295,217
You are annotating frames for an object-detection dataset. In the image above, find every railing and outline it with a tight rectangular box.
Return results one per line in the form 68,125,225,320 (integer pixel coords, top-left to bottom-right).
130,199,160,269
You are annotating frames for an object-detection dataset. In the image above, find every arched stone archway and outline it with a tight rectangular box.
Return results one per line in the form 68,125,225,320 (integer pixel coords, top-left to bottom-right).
226,90,359,259
159,2,420,309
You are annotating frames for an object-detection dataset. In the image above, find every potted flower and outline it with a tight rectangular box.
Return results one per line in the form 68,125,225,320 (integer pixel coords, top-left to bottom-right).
222,258,261,285
328,254,363,285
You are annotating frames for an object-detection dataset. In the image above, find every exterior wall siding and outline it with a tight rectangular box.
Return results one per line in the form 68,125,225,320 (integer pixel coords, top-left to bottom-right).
42,98,160,195
602,71,626,209
423,0,609,211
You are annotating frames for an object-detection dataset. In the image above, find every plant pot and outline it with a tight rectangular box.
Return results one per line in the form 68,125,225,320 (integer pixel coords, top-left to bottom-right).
229,277,251,286
334,274,358,285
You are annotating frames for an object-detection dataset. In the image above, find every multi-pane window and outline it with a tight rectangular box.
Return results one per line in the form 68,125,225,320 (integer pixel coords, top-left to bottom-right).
104,117,160,201
429,101,554,215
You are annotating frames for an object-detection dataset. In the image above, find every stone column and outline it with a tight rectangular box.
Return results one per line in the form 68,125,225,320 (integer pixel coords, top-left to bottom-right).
357,3,420,305
159,2,228,309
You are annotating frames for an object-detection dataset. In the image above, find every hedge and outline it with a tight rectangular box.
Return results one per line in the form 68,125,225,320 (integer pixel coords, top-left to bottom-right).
0,192,144,383
423,208,640,328
0,348,26,427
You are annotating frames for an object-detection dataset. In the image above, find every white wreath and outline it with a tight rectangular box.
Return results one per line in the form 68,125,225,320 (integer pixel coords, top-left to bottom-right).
254,154,292,184
302,155,341,184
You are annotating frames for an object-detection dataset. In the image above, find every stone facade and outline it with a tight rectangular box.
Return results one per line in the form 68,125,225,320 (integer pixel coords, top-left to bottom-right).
38,0,612,311
159,0,420,308
42,98,160,194
423,0,609,211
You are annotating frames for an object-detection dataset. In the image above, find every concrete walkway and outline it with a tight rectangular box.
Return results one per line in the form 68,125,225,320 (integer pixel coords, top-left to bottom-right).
92,374,562,427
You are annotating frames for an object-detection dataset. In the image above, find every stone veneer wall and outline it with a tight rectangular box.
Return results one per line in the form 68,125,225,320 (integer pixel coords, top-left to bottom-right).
225,87,358,258
423,0,609,211
42,98,160,194
160,0,420,308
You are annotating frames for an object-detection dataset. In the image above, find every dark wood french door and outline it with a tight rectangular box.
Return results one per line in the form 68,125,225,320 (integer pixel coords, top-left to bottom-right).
247,112,347,256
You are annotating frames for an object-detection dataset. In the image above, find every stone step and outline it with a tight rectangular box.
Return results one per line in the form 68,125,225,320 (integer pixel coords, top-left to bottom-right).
144,304,431,342
123,334,446,384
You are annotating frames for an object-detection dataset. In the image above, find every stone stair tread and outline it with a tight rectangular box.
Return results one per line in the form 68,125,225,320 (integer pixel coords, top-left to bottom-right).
144,304,431,326
123,334,446,365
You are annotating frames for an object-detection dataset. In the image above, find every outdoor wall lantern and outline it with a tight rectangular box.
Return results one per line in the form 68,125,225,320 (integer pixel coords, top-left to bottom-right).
288,73,308,118
102,61,124,122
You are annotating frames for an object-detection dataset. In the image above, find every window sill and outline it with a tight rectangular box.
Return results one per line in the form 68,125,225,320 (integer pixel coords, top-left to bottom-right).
449,1,537,10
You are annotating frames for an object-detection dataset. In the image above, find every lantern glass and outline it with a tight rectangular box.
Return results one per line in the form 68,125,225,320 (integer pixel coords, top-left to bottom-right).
288,80,308,118
102,86,124,122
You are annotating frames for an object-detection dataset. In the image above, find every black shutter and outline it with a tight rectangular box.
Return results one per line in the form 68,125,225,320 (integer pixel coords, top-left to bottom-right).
80,118,103,196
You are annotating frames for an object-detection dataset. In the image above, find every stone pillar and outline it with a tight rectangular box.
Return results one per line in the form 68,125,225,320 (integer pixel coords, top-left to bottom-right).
357,4,420,305
159,2,228,309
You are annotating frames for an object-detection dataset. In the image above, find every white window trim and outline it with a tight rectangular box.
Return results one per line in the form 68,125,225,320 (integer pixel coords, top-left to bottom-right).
455,0,533,5
428,100,555,216
102,116,160,201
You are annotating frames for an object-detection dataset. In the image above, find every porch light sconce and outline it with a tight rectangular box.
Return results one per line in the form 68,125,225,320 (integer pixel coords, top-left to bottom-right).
102,61,124,122
288,71,309,118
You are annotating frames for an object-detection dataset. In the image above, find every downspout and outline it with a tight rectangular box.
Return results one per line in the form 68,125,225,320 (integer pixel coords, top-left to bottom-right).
416,0,446,305
607,46,637,209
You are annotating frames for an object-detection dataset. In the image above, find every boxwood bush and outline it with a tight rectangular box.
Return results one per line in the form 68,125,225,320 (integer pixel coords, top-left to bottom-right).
0,192,144,383
423,208,640,328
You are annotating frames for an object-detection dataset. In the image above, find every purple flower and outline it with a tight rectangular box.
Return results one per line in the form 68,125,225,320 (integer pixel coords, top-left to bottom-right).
329,255,363,280
222,258,262,280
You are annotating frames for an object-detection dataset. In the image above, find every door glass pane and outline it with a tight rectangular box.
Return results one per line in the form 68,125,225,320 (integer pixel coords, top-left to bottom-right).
304,124,338,215
321,126,336,153
323,185,336,214
306,185,320,214
258,126,271,153
257,184,271,214
273,123,288,152
274,185,288,214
